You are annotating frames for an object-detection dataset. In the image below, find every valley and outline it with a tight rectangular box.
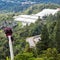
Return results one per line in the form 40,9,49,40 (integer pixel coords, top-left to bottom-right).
0,2,60,60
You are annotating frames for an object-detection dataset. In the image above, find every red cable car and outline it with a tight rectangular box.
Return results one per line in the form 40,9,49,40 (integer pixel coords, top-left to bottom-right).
4,27,12,36
4,27,13,41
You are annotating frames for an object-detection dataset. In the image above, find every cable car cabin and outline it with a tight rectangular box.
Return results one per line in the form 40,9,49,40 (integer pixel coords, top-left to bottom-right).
4,27,12,36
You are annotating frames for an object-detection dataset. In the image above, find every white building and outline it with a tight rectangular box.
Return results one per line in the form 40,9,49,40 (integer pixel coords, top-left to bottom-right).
26,35,41,48
14,8,60,26
36,8,60,19
14,15,38,26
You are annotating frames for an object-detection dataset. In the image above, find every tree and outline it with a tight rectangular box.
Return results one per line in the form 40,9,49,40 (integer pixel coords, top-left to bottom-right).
36,24,49,54
39,48,59,60
15,52,34,60
55,11,60,52
41,25,49,49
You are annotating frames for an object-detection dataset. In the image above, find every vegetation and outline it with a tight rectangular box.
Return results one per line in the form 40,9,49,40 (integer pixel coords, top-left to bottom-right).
22,4,60,14
0,3,60,60
14,11,60,60
0,0,32,13
0,0,60,13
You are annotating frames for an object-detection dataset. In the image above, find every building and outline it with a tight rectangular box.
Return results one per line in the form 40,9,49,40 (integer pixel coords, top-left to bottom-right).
14,8,60,26
36,8,60,19
26,35,41,48
14,15,38,26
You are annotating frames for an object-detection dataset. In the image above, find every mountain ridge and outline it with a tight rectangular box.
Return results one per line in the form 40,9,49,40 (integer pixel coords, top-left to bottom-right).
0,0,60,13
1,0,60,4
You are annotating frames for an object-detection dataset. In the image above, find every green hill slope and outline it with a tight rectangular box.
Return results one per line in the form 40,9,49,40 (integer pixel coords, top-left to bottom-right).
0,4,60,60
22,4,60,15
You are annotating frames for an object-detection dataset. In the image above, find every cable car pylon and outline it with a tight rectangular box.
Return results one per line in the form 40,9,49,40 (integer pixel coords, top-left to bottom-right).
4,27,14,60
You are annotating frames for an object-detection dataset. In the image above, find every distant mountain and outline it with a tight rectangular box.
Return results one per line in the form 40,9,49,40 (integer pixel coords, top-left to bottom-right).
0,0,32,13
33,0,60,4
1,0,60,4
22,4,60,15
0,0,60,13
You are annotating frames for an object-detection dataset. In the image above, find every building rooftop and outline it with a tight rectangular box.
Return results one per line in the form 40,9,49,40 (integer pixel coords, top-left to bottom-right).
26,35,41,48
14,8,60,26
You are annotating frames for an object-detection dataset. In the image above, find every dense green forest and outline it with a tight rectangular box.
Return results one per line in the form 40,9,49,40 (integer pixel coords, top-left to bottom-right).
0,4,60,60
22,4,60,14
0,0,60,13
14,11,60,60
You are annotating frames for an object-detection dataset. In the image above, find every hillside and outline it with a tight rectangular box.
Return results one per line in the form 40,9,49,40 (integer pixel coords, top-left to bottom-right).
0,0,32,13
22,4,60,14
1,0,60,4
0,4,60,60
0,0,60,13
